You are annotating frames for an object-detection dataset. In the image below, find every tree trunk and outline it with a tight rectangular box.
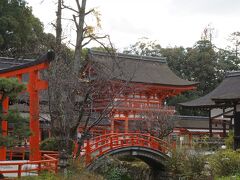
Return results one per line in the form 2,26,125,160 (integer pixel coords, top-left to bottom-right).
56,0,62,51
73,0,87,74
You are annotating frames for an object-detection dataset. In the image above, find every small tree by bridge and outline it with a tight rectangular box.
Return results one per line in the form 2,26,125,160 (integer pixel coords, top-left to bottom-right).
135,111,175,139
48,0,119,157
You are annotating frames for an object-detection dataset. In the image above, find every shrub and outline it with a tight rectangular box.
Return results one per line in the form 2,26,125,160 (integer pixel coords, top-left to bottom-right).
40,138,59,151
21,160,104,180
166,150,186,176
166,150,207,179
21,172,56,180
216,175,240,180
208,149,240,176
106,166,131,180
184,152,207,179
225,131,234,149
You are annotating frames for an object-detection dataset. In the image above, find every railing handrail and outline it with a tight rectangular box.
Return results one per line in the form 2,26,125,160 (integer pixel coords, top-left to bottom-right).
89,133,170,146
0,153,58,178
82,132,172,165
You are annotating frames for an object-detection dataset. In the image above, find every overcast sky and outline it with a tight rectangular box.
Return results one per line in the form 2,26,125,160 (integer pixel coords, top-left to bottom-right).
27,0,240,51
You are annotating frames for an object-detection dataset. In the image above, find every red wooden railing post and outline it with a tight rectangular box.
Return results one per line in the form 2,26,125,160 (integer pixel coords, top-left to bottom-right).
110,137,113,149
55,160,58,173
17,164,22,178
116,135,119,146
85,140,91,165
147,133,151,147
38,162,42,175
95,137,98,148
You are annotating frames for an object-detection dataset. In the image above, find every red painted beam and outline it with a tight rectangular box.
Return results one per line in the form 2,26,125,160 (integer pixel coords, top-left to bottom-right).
26,80,48,91
36,80,48,90
0,62,49,78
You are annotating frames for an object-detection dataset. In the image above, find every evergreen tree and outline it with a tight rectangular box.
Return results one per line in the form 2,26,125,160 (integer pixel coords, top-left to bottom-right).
0,0,55,57
0,78,29,147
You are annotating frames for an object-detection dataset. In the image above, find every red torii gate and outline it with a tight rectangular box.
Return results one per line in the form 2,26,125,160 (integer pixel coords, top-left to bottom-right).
0,52,54,161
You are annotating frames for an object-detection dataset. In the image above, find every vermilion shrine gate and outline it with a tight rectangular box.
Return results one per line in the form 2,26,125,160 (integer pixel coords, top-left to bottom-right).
0,52,54,161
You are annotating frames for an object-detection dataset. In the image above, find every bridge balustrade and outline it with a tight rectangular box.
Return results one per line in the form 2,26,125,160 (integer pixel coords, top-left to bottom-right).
81,133,173,165
92,100,175,113
0,151,58,178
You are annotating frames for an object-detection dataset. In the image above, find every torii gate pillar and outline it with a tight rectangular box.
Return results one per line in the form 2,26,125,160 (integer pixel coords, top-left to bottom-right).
29,70,41,161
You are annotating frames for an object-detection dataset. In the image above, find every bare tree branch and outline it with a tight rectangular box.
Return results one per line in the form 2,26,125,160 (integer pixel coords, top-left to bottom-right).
85,9,94,16
73,15,79,30
75,0,81,12
62,0,79,14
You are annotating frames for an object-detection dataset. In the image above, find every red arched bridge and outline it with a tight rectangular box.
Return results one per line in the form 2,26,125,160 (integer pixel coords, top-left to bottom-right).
77,133,174,170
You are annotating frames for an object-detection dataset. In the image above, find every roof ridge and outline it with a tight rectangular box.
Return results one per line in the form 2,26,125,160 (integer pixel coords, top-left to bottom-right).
89,50,167,63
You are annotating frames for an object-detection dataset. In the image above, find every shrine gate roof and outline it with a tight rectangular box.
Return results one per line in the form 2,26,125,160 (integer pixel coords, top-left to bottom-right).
88,50,198,87
0,52,54,74
180,71,240,109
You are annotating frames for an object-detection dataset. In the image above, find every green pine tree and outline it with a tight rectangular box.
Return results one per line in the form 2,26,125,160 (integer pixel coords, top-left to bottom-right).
0,78,30,147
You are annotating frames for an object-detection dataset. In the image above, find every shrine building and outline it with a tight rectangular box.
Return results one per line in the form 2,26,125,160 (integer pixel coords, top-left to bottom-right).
83,50,198,135
181,71,240,149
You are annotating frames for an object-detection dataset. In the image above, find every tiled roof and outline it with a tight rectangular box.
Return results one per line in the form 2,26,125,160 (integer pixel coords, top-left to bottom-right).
180,71,240,108
88,50,198,87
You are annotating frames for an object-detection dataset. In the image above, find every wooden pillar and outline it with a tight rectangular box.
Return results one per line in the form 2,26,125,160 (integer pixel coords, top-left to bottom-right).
209,109,213,137
234,104,240,150
222,120,227,137
0,97,9,160
230,117,234,130
125,114,129,133
29,71,41,160
146,94,150,108
157,93,162,109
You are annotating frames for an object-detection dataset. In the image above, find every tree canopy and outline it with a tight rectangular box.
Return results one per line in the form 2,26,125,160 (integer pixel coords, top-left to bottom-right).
0,0,55,58
124,38,240,115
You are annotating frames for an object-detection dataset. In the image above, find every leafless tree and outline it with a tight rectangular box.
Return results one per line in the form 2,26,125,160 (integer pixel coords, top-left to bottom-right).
135,111,175,139
47,0,121,156
48,54,132,156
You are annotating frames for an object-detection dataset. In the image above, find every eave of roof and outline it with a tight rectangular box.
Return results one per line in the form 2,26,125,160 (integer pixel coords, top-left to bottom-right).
0,51,54,74
87,50,198,87
180,71,240,109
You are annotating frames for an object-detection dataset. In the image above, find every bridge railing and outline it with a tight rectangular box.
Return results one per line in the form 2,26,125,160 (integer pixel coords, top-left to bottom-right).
82,133,173,165
7,147,26,160
0,151,58,178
